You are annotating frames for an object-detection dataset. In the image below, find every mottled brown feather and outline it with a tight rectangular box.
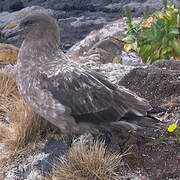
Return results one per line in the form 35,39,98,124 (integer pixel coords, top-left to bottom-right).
16,13,158,135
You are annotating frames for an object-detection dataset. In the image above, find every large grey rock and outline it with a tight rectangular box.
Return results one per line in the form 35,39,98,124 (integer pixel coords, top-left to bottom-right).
1,0,179,17
21,0,121,11
0,6,56,47
59,11,121,50
124,0,180,16
0,6,121,49
3,139,69,180
2,0,179,50
67,19,125,61
103,3,123,12
67,17,143,67
119,60,180,107
0,0,24,12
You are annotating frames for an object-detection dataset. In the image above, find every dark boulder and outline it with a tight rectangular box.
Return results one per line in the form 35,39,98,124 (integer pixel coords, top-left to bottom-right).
123,0,180,17
0,0,24,12
119,60,180,107
21,0,121,12
0,6,121,50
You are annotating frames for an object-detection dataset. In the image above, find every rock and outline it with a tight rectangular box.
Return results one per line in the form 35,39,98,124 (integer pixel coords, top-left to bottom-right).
34,139,69,172
67,19,125,63
3,138,70,179
0,30,3,42
123,2,143,17
21,0,179,16
4,1,178,51
152,59,180,71
5,152,49,180
0,0,24,12
86,37,123,64
0,64,17,75
0,43,19,65
59,11,121,50
67,17,144,66
124,0,180,17
119,60,180,107
98,63,138,84
103,3,123,13
21,0,121,12
5,1,174,50
121,51,143,66
0,6,121,49
0,6,56,47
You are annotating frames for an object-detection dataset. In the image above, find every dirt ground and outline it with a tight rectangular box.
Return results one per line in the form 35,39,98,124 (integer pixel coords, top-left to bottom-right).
122,105,180,180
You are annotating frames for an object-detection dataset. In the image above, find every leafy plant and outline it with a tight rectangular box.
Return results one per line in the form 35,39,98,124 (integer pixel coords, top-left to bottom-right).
167,123,180,143
123,0,180,63
173,127,180,143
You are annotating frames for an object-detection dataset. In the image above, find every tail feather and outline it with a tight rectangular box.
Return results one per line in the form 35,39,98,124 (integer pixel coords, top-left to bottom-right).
115,86,151,117
122,112,163,128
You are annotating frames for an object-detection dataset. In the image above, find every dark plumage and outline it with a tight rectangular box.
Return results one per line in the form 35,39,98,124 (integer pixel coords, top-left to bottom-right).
16,13,159,135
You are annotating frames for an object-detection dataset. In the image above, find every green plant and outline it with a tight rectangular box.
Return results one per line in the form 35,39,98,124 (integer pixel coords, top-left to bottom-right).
123,0,180,63
167,123,180,143
173,127,180,143
123,6,147,52
146,136,166,147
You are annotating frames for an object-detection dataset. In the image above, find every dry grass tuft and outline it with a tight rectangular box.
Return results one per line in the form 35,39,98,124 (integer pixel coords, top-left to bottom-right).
0,73,18,121
0,73,17,96
0,73,60,176
0,73,51,150
51,141,122,180
0,99,49,150
0,43,19,63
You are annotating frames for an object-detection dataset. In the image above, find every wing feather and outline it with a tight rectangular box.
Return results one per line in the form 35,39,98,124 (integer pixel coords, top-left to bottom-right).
37,54,151,124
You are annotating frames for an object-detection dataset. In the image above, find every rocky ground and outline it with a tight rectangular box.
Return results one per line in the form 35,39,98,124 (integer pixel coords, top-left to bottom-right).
0,1,180,180
0,0,180,49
